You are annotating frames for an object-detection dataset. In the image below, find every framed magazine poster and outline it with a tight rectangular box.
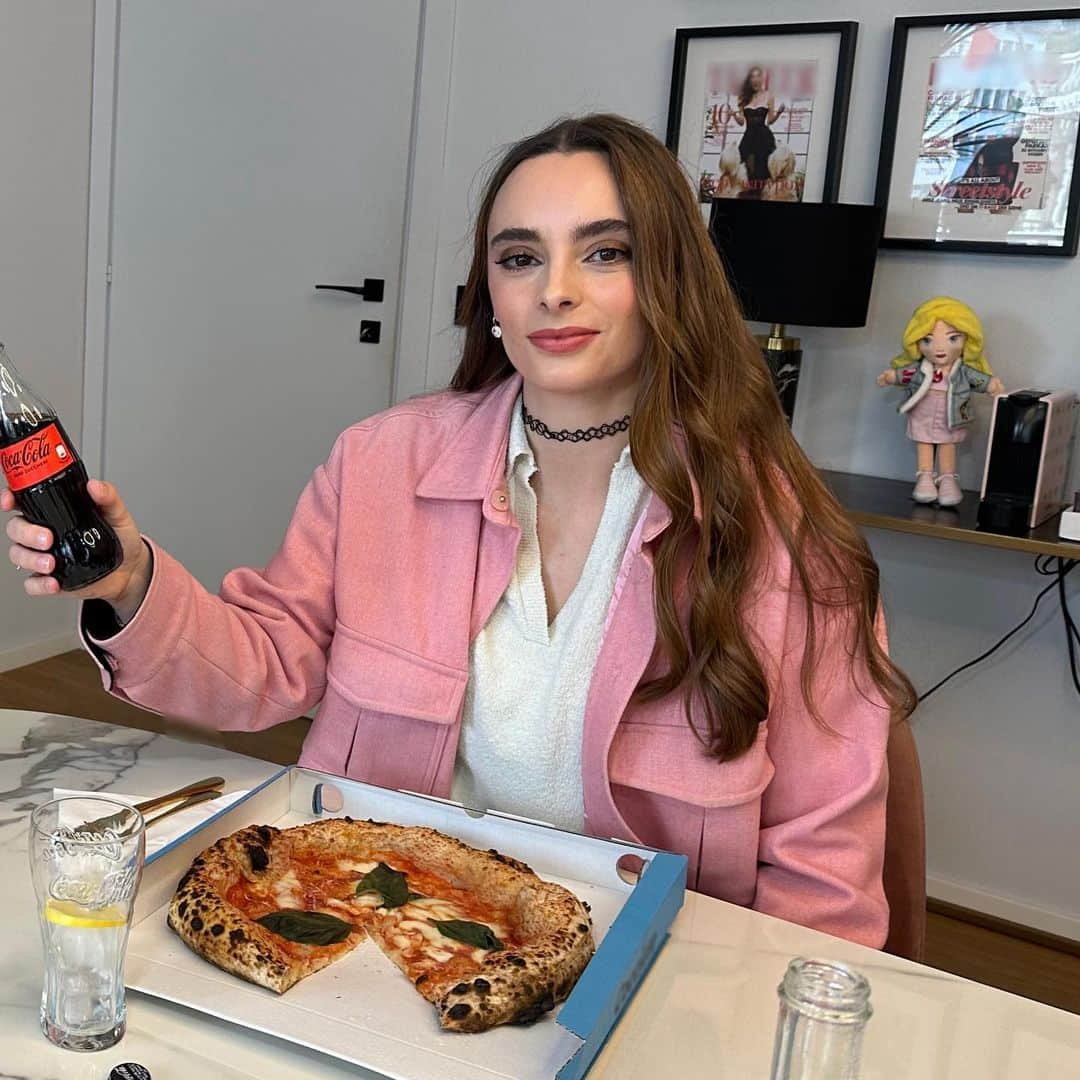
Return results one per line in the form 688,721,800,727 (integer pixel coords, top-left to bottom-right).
665,22,857,212
876,12,1080,256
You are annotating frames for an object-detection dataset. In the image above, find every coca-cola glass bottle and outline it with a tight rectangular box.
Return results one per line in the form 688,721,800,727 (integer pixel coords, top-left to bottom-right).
0,343,122,589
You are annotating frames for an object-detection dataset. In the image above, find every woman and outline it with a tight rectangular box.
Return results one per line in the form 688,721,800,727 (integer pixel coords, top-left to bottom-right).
733,66,786,193
5,113,913,947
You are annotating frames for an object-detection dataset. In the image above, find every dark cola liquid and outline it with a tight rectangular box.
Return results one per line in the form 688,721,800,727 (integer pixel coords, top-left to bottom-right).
4,419,123,590
0,349,123,590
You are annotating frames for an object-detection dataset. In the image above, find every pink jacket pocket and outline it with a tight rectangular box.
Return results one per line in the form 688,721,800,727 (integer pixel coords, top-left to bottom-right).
326,623,467,724
608,721,774,903
301,625,468,790
608,720,774,808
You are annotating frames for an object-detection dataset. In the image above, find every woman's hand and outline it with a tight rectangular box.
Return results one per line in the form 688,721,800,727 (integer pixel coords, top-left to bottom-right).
876,369,898,386
3,479,152,620
988,376,1005,396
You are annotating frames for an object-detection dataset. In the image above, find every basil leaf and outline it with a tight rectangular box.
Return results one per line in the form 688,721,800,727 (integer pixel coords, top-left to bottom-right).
432,918,504,951
256,909,353,946
355,861,410,909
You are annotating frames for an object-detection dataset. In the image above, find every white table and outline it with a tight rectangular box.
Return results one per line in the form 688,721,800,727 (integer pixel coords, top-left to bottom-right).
2,709,1078,1079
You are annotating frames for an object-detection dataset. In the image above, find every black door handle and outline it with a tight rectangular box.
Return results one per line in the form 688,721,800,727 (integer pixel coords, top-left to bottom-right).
315,278,385,303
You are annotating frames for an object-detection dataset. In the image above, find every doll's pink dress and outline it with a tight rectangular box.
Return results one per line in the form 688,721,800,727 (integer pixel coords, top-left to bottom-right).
906,384,966,444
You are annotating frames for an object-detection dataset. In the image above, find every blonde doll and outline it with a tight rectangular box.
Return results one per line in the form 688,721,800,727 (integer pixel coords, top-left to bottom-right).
877,297,1004,507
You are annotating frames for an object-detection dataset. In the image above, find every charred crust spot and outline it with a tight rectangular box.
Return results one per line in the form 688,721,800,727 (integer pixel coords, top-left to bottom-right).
447,1003,471,1021
210,923,225,936
582,901,591,912
255,825,272,845
178,900,189,917
506,954,527,968
473,978,490,994
452,982,469,995
512,992,555,1025
364,818,386,826
343,816,354,823
414,974,428,986
190,915,204,932
176,870,195,892
246,843,270,872
577,923,588,933
229,929,247,945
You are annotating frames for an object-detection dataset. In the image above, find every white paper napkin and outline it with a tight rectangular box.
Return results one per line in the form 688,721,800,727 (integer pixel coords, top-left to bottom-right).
52,787,249,857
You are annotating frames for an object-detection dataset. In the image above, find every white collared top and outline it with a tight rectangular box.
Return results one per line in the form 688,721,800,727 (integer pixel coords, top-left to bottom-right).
450,396,650,831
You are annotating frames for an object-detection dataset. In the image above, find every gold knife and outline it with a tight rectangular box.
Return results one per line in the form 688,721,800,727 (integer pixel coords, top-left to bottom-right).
80,776,225,832
143,788,224,828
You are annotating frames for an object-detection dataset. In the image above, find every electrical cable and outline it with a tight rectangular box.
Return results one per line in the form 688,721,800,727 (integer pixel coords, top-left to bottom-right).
918,555,1079,703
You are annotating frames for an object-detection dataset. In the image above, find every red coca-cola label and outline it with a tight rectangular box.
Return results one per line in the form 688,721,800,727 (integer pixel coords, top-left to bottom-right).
1,423,75,492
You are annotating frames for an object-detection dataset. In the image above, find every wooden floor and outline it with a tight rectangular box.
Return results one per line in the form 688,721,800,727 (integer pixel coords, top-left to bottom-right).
3,650,1079,1017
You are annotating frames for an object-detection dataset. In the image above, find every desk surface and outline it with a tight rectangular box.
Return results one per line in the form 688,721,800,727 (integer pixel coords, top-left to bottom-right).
2,709,1079,1079
820,469,1080,561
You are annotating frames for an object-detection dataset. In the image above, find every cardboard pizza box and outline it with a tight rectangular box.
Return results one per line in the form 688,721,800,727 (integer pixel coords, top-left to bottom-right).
127,766,688,1080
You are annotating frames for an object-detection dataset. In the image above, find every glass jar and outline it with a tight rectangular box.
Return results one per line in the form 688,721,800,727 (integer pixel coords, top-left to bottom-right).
770,957,872,1080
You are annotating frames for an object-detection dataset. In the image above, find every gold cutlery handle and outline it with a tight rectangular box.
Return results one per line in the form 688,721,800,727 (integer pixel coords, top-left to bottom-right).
79,776,225,832
144,788,223,828
133,776,225,816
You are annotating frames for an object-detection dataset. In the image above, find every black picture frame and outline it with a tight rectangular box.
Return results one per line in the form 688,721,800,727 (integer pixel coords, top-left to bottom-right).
665,22,858,205
875,11,1080,257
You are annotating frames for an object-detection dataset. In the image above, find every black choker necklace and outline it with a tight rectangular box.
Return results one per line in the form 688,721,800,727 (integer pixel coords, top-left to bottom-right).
521,400,630,443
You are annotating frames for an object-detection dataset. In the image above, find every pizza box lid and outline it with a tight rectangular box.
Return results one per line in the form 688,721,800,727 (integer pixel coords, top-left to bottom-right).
127,766,687,1080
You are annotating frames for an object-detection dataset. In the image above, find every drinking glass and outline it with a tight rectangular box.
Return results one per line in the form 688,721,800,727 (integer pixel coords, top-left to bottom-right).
29,796,146,1051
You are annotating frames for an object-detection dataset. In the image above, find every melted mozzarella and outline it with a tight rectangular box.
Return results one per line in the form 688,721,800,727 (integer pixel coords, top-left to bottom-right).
271,869,303,908
352,892,385,909
336,859,378,876
398,918,443,943
401,900,459,922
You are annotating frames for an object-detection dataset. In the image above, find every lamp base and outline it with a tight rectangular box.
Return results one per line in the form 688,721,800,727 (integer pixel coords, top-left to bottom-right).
754,327,802,425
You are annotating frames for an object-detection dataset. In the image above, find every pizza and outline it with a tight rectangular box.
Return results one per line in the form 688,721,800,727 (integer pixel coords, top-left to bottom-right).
166,817,595,1032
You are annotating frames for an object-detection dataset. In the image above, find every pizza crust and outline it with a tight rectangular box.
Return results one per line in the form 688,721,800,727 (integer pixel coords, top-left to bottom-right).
166,824,365,993
168,818,595,1031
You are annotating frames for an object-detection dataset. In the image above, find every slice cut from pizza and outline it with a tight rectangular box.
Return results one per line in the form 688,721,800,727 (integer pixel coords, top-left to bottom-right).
167,818,595,1032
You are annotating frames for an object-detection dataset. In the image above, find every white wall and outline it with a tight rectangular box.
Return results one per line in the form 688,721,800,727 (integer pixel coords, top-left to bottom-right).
0,1,94,668
416,0,1080,935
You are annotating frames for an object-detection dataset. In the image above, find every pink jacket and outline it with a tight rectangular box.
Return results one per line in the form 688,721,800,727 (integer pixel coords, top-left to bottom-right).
81,374,890,946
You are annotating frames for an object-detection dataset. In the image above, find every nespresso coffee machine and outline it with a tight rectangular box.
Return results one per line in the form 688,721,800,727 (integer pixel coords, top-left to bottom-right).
977,389,1078,534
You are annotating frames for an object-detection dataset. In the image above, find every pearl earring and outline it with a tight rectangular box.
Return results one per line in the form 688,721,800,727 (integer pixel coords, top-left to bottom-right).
491,316,502,340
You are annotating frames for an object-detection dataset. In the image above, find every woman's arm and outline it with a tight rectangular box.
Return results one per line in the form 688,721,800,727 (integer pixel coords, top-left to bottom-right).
767,97,785,125
750,567,892,947
79,437,345,733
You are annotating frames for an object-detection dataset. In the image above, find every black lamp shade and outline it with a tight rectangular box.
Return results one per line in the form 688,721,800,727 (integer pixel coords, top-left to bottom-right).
708,200,883,328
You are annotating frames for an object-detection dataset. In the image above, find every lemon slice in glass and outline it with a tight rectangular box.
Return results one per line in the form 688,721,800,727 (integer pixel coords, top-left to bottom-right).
45,898,127,929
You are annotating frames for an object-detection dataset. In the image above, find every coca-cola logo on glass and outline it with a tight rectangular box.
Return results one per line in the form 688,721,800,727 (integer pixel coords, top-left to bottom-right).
0,423,73,492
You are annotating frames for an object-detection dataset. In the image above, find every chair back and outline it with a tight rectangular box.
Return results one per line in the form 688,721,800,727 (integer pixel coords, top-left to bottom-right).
883,716,926,961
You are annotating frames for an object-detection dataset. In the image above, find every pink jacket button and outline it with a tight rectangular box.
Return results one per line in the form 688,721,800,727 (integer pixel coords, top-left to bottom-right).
489,487,509,510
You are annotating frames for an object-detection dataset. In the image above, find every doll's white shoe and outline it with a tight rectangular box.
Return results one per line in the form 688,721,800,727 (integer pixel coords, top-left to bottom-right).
936,473,963,507
912,470,938,503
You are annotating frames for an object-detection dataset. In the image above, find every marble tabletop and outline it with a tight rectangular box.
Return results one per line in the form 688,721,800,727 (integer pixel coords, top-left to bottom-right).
2,708,1079,1079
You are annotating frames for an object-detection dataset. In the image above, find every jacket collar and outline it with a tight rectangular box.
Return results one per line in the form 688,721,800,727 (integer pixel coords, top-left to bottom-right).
415,373,522,502
414,371,701,540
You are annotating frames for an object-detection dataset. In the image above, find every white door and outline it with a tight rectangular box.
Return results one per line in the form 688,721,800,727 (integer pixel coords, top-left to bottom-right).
102,0,420,588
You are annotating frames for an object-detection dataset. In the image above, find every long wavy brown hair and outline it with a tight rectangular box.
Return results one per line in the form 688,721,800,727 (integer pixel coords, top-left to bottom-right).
451,113,915,760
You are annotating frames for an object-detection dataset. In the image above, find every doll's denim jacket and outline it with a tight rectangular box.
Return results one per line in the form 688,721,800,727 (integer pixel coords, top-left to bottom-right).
896,359,992,429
